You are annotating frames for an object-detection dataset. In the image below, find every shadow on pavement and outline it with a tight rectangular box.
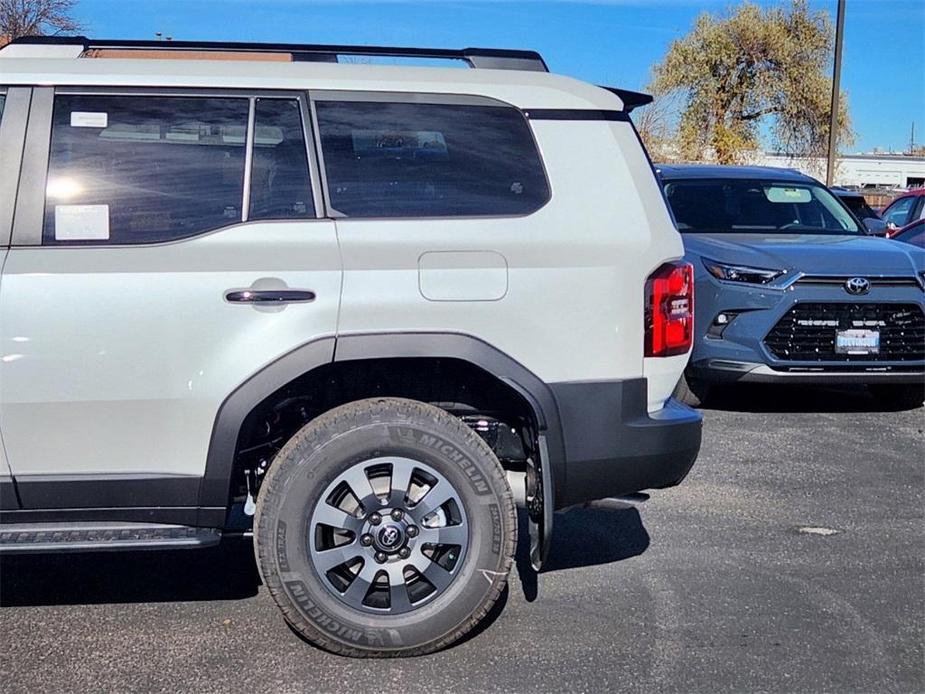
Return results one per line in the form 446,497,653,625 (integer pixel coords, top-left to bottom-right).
0,537,261,607
514,501,650,602
704,383,921,414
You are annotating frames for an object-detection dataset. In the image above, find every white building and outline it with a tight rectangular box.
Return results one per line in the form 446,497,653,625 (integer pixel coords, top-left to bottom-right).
754,153,925,189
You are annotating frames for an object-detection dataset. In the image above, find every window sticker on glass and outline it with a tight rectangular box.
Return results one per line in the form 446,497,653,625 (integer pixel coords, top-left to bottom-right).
352,130,449,159
54,204,110,240
70,111,108,128
765,186,811,203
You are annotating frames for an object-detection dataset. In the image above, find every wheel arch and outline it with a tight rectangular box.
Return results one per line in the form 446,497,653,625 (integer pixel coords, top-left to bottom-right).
199,333,565,522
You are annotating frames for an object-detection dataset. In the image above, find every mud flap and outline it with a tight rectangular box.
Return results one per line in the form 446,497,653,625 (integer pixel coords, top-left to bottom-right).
527,434,554,571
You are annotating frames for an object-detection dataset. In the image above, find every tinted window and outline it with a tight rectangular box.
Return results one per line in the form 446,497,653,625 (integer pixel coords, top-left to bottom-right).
664,178,861,235
881,195,917,228
895,220,925,248
249,98,314,220
0,94,5,120
316,100,549,217
44,95,249,244
840,194,878,220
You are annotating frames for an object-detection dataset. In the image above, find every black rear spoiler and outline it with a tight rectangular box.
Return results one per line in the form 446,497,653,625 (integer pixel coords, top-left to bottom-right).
599,87,654,113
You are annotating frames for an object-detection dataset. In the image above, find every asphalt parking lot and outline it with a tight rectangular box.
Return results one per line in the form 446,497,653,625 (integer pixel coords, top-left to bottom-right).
0,384,922,694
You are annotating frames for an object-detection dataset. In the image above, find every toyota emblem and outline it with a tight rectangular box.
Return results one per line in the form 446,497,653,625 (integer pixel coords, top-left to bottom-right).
844,277,870,295
379,525,401,548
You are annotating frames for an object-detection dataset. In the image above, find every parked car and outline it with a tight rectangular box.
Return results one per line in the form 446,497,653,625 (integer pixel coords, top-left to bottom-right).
658,164,925,408
881,188,925,234
0,36,702,656
831,187,887,235
892,219,925,248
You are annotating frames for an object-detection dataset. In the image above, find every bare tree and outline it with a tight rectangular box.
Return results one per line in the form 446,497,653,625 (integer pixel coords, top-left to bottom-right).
1,0,81,41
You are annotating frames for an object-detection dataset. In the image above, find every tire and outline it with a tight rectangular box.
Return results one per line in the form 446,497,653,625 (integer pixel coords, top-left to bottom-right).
673,370,712,408
868,383,925,410
253,397,517,657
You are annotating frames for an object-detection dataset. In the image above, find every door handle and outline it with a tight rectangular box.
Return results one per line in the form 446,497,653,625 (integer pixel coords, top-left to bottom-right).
225,289,316,304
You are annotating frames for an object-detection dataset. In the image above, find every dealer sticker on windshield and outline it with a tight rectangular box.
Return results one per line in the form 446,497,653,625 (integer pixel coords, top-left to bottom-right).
835,329,880,355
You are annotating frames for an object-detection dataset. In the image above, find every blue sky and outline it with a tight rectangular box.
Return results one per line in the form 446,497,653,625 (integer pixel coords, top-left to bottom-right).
75,0,925,153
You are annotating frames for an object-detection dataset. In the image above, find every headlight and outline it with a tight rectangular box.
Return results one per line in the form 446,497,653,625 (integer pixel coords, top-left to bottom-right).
703,258,785,285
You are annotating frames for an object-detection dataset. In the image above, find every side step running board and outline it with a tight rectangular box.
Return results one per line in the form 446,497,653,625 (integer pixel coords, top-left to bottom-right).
0,522,221,554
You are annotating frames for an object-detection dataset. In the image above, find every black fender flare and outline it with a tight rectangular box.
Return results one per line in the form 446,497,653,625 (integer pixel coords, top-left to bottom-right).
198,332,566,520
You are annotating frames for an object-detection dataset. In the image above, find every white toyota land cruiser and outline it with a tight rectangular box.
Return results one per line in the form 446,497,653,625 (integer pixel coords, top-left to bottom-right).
0,36,701,656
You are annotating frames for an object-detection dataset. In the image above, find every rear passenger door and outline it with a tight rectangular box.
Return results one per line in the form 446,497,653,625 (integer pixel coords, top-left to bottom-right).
0,88,340,509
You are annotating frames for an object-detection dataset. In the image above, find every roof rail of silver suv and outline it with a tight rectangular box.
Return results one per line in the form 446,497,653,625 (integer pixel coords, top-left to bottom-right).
5,35,550,72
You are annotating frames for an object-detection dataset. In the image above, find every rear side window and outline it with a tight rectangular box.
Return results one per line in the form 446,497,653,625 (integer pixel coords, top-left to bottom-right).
316,100,549,218
249,98,314,220
44,95,249,244
881,196,917,228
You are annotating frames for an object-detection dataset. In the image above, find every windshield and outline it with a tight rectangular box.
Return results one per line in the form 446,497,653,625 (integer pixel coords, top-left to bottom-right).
664,178,863,235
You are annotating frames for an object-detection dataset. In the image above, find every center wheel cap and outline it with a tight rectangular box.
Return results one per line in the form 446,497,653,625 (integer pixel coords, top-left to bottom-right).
377,524,404,551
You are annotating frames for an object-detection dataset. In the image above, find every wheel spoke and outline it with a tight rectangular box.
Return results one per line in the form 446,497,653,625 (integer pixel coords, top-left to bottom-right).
388,459,415,507
313,543,361,573
385,564,412,612
341,465,380,511
421,560,454,591
410,483,454,520
418,523,467,547
341,562,377,605
312,503,362,533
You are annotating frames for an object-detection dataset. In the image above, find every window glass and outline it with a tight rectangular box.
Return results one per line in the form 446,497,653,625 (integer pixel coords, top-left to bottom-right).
316,100,549,218
44,95,249,244
249,98,314,220
881,196,916,228
0,94,6,120
895,221,924,248
664,179,862,235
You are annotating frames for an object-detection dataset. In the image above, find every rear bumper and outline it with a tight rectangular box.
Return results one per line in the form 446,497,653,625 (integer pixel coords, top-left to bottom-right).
691,358,925,384
549,379,702,507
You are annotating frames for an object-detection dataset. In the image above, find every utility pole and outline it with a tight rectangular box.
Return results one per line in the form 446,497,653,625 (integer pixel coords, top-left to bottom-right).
826,0,846,186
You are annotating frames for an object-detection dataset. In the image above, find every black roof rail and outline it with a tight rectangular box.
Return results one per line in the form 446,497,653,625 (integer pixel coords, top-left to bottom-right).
9,35,549,72
599,86,654,113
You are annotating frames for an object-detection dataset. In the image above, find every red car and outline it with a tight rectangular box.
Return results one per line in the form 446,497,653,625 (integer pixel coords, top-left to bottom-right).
891,218,925,248
882,188,925,236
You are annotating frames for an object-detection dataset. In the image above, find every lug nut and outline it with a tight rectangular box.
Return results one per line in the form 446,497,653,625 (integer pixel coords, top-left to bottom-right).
368,512,382,525
406,525,419,538
360,534,373,547
390,508,404,521
398,547,410,559
374,551,388,564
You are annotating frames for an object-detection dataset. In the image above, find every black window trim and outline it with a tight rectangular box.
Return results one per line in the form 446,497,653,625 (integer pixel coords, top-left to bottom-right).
308,89,553,220
11,86,326,248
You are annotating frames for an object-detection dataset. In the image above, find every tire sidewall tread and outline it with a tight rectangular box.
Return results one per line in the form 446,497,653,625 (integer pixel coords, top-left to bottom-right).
253,397,517,657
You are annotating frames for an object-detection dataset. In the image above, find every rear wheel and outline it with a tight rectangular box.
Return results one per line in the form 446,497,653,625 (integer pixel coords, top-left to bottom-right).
673,371,712,408
253,397,516,657
868,383,925,410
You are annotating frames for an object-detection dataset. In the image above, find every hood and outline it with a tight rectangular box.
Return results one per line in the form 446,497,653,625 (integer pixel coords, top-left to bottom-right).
682,233,925,277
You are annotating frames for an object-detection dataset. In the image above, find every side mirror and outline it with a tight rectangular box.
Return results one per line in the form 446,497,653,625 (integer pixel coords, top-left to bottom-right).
863,218,888,236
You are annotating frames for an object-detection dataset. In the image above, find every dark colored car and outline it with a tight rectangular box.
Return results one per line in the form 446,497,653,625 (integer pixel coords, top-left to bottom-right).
658,164,925,409
893,219,925,248
831,187,886,234
882,188,925,234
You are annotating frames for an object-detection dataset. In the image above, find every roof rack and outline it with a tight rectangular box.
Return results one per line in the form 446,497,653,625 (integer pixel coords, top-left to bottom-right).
7,35,549,72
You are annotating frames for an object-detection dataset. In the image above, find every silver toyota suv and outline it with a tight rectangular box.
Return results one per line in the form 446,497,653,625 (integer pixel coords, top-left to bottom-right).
0,36,701,656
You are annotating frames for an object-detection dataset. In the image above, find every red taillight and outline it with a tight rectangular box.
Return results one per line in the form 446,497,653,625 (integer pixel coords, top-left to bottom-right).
645,261,694,357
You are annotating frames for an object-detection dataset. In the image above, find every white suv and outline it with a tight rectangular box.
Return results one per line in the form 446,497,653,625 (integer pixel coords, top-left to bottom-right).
0,36,701,656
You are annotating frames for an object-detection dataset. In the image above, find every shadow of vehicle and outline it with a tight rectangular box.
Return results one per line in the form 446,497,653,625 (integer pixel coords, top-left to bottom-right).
0,537,261,607
514,501,650,602
704,383,923,414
